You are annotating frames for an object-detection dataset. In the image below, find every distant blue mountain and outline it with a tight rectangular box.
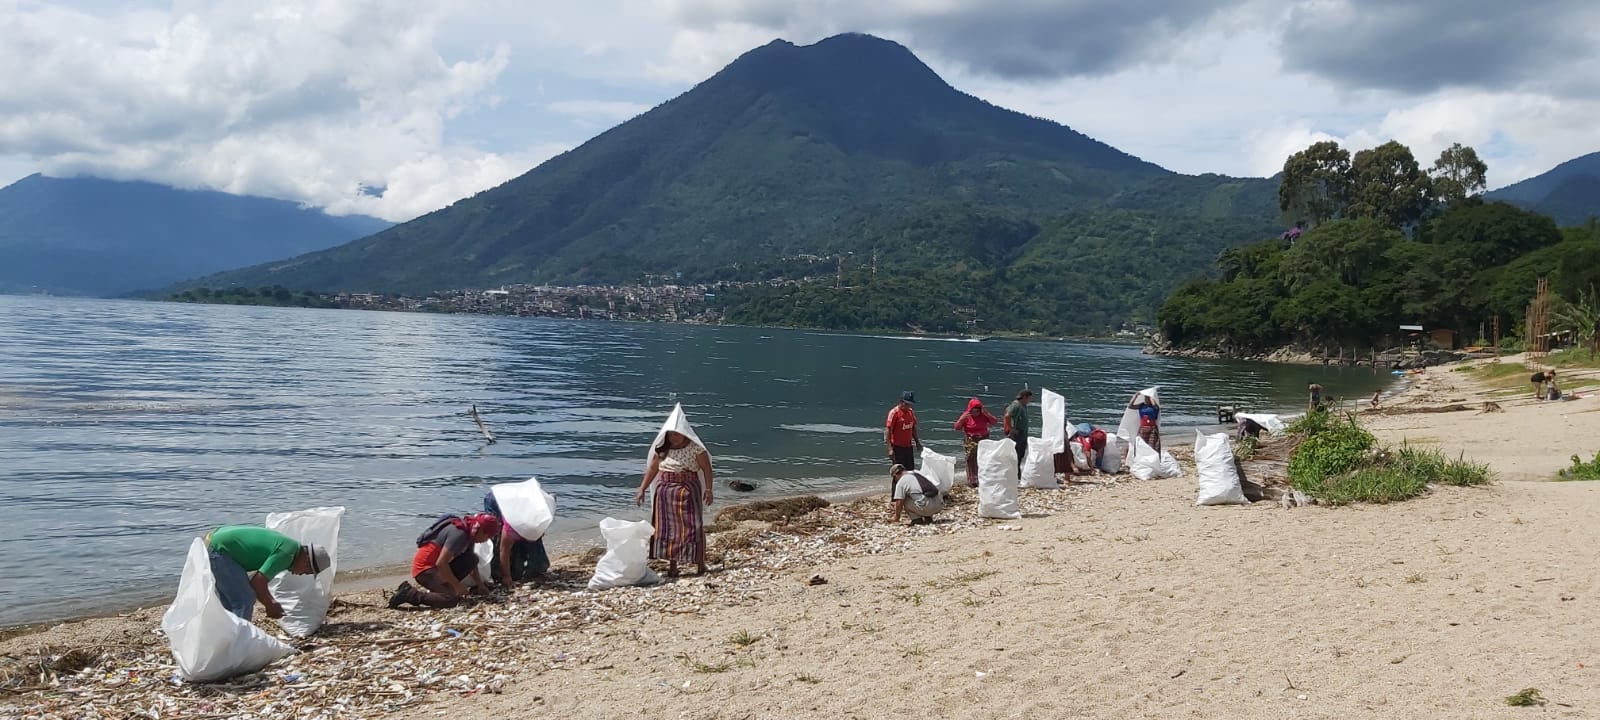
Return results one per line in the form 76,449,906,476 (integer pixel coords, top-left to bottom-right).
1487,152,1600,226
0,174,390,296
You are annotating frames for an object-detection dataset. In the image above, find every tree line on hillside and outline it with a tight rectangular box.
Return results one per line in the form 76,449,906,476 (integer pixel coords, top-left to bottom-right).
1159,141,1600,353
169,286,340,309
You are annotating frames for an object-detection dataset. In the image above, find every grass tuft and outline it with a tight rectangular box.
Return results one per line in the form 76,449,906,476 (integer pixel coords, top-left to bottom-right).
727,630,760,648
1505,688,1547,707
1557,452,1600,481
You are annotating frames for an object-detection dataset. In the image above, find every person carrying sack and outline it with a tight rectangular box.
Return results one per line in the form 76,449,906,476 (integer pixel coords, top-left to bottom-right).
888,464,945,525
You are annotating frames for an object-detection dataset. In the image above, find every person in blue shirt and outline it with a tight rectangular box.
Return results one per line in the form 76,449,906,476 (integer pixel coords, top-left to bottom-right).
1128,393,1161,451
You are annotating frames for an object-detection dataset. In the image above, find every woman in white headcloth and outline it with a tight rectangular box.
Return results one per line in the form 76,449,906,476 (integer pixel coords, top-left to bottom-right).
633,404,714,577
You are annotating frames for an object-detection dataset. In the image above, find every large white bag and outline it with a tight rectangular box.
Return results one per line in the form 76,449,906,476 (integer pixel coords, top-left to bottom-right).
162,538,296,682
1129,436,1162,481
1195,431,1248,505
1236,413,1287,436
1040,389,1066,453
490,477,557,541
1068,440,1090,471
976,438,1022,519
1100,434,1124,474
1159,450,1184,479
920,447,958,494
264,506,344,638
472,540,494,587
587,517,661,590
1019,437,1058,488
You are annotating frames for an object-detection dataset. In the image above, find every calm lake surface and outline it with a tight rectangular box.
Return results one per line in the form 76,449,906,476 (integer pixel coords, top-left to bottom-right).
0,296,1390,626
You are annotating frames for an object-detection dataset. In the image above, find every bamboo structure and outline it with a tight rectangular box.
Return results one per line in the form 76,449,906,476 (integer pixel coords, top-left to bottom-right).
1526,277,1551,364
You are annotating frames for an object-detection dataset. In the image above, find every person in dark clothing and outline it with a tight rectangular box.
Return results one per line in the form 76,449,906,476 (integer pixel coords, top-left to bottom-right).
483,491,549,587
1003,389,1033,478
389,513,499,609
1531,370,1552,399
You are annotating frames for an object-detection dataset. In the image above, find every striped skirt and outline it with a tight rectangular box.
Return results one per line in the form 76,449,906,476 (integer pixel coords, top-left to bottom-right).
1138,424,1162,452
650,471,706,565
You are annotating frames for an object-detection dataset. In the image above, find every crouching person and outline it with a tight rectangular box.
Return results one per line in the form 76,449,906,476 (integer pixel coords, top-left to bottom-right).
206,525,329,621
484,490,550,588
888,464,945,526
390,513,500,609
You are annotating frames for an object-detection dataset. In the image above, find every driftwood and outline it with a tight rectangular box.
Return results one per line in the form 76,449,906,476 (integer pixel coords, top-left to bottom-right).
1480,401,1504,414
469,404,496,443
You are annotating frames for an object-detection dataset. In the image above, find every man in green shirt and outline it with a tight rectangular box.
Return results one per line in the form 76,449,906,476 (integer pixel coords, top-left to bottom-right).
1003,389,1033,479
206,525,328,622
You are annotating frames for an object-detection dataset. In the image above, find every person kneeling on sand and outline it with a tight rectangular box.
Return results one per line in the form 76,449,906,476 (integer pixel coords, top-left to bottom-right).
206,525,329,621
888,464,945,525
390,513,499,609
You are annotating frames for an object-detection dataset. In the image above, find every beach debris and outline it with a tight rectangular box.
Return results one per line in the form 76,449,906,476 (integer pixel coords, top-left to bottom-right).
728,479,757,492
1480,401,1503,413
1505,688,1547,707
714,496,829,523
2,481,1106,719
469,404,496,444
807,575,828,586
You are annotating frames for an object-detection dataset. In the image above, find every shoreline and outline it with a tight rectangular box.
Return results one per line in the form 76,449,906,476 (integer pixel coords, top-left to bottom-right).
8,359,1600,717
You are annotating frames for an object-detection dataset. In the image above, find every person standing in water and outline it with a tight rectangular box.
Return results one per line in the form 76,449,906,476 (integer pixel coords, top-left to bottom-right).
884,391,922,482
953,397,999,488
1003,389,1033,478
1308,383,1325,412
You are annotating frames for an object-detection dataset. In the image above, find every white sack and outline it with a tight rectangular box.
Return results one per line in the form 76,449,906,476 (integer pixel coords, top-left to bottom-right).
1068,441,1090,471
1019,437,1058,488
490,476,557,541
1040,389,1066,453
1129,436,1162,481
920,447,958,493
264,506,343,638
1100,434,1124,474
976,438,1022,519
1195,431,1248,505
472,540,494,586
587,517,661,590
1236,413,1287,436
162,538,296,682
1116,386,1160,441
1159,450,1184,479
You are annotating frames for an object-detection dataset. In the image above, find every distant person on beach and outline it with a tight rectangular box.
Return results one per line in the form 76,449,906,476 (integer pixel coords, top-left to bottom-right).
887,464,945,525
1531,370,1551,399
1371,390,1381,409
885,391,922,477
1238,417,1264,440
205,525,328,622
1308,383,1324,412
389,513,499,610
1547,376,1563,401
1128,391,1160,451
483,491,549,588
1070,430,1103,476
1003,389,1033,477
953,397,999,487
636,424,713,577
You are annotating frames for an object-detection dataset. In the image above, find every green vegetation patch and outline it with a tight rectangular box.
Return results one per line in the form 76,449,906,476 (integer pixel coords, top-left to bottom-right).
1287,418,1492,505
1557,453,1600,481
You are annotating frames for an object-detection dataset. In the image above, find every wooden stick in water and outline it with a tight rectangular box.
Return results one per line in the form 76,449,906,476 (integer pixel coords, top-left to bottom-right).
470,404,496,444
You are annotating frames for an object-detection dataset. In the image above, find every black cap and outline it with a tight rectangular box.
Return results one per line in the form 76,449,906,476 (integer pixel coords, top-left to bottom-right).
900,391,915,404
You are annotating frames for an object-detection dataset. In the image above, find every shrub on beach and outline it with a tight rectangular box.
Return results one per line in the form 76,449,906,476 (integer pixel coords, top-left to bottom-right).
1287,418,1492,504
1558,453,1600,481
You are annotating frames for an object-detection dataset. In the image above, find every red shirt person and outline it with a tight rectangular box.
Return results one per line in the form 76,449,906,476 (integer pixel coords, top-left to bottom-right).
884,391,922,487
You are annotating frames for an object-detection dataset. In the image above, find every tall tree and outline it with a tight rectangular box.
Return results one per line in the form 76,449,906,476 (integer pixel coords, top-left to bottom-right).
1278,141,1352,226
1429,142,1489,207
1348,141,1433,228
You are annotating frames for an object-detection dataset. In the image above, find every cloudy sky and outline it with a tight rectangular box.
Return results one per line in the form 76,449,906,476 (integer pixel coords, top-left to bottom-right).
3,0,1597,221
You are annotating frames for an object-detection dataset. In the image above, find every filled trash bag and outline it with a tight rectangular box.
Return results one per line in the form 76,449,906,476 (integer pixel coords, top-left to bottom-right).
489,476,557,542
977,438,1022,519
1195,431,1247,505
587,517,661,590
1019,437,1059,488
162,538,296,682
265,506,343,638
1129,436,1162,481
920,447,958,494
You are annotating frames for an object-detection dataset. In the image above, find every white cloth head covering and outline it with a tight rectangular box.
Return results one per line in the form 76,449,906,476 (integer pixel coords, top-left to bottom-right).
646,403,711,468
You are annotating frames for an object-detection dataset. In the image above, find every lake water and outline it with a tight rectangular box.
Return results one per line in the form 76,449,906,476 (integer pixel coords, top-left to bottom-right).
0,296,1390,626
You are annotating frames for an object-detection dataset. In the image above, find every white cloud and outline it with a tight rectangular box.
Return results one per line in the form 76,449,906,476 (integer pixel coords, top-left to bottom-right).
0,0,543,221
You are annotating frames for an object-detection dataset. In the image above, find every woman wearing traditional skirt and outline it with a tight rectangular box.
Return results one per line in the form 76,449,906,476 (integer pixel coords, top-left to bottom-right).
634,404,714,577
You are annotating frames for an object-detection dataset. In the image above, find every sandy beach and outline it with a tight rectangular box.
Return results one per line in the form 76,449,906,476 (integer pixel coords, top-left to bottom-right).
6,357,1600,719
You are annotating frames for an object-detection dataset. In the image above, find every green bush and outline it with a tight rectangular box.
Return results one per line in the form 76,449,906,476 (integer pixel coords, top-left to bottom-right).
1287,419,1375,490
1286,409,1332,436
1558,453,1600,481
1312,466,1429,505
1394,445,1491,487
